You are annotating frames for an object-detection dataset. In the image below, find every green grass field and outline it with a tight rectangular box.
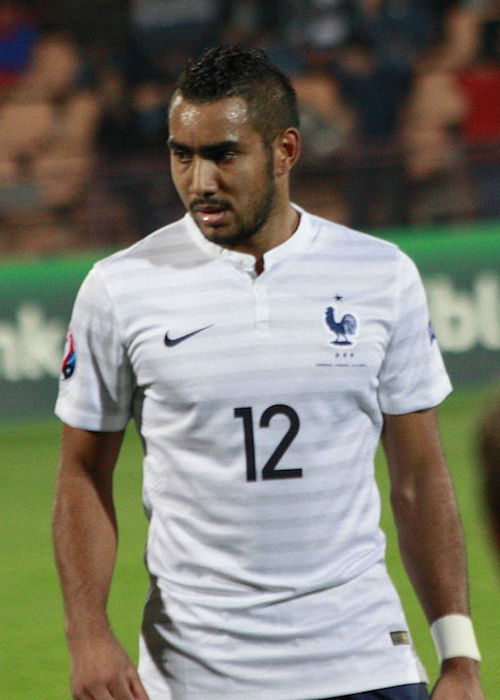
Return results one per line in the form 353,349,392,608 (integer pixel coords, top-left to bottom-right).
1,387,498,699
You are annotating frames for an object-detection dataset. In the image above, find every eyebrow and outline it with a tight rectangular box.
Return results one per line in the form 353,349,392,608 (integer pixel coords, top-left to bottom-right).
167,138,241,159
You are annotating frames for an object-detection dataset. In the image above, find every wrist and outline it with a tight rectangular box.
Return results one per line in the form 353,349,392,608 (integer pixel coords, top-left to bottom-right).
430,614,481,663
440,657,481,684
66,615,112,646
442,657,480,671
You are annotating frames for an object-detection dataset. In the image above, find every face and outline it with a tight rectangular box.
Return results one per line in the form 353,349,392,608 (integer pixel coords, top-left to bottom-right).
168,95,278,249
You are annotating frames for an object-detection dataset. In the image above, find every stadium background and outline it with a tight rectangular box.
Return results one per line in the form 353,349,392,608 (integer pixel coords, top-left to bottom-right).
1,1,499,698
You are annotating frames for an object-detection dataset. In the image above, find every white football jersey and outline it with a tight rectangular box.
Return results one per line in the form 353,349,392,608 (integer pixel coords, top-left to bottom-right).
56,207,451,699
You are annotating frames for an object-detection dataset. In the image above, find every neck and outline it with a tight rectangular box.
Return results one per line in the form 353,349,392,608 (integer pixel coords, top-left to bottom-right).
229,201,300,262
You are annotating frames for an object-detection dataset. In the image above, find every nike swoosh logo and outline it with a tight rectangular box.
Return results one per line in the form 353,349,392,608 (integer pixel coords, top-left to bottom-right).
164,325,213,347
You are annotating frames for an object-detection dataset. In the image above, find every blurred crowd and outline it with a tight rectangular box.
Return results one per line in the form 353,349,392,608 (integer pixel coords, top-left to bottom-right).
0,0,499,255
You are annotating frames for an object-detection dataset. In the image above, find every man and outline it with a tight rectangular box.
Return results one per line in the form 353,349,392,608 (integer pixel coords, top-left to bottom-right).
53,45,483,700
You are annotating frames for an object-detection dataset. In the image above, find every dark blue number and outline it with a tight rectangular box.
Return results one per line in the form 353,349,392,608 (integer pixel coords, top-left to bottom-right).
234,404,302,482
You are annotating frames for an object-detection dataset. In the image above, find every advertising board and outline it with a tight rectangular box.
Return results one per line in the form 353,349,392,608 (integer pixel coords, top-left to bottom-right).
1,224,499,420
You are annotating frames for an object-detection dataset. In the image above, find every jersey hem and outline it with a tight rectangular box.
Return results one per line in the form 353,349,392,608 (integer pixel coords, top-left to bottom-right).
379,375,452,415
54,404,129,432
143,668,426,700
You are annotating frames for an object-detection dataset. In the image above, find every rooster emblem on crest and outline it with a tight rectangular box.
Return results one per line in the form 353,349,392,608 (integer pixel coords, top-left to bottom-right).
325,307,358,345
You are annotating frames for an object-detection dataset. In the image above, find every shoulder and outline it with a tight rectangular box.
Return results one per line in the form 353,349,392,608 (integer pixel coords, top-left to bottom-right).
304,209,406,263
94,216,192,276
72,216,197,307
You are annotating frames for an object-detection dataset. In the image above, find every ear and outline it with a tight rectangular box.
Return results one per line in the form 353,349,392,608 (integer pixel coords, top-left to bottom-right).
273,128,301,177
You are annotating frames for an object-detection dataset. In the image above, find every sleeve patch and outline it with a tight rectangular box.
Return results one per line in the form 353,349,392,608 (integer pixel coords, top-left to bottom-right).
61,331,77,379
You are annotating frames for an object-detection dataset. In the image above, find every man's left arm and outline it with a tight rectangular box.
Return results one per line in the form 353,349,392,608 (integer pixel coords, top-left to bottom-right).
382,407,484,700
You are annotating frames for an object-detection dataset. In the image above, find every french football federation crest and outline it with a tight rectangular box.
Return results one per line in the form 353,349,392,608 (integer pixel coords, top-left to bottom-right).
61,331,76,379
325,306,359,346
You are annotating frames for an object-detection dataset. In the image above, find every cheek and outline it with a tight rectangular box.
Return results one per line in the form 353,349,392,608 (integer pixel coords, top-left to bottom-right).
240,160,272,195
170,165,188,200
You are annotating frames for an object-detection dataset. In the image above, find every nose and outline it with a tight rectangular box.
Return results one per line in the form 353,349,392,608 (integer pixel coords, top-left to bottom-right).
189,156,218,197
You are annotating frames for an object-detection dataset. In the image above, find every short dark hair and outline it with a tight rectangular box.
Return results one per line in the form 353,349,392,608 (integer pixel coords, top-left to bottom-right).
172,45,300,144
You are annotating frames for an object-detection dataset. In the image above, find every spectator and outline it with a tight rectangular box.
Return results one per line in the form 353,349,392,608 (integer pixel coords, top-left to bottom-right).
93,37,168,153
400,0,490,224
0,29,100,254
87,34,176,241
400,49,472,224
1,0,498,253
219,0,281,47
292,69,355,162
457,15,500,218
95,1,224,153
352,0,434,70
332,34,412,227
37,0,129,56
285,0,355,60
129,0,221,80
0,0,39,93
423,0,485,72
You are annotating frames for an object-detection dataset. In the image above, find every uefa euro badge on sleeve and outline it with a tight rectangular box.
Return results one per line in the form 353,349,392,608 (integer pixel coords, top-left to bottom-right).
61,331,76,379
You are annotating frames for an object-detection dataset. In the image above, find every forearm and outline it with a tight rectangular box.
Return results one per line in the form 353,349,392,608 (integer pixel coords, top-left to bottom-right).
53,464,118,640
53,426,124,643
383,409,483,696
394,496,483,694
390,462,469,623
383,408,472,622
53,427,148,700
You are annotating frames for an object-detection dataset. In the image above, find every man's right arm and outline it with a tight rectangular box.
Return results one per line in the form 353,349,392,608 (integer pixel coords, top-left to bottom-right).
53,424,148,700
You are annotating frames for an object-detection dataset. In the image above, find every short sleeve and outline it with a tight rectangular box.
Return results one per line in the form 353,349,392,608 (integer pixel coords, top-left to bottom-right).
378,252,452,415
55,266,134,431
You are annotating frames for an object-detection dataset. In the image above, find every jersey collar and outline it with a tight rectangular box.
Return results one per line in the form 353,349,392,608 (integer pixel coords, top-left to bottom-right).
184,204,314,273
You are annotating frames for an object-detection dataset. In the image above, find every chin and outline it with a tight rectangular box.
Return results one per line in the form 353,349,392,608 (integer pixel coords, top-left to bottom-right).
200,224,230,241
201,224,246,248
206,232,238,247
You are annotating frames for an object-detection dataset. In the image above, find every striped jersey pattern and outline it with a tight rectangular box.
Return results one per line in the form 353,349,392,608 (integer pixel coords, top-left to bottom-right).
56,208,451,699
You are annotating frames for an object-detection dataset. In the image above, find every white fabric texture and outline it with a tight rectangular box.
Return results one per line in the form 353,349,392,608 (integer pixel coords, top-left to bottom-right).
56,208,451,698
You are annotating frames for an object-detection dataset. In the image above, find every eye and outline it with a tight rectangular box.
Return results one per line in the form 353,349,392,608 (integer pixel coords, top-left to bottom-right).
172,149,192,163
220,150,237,161
212,149,238,164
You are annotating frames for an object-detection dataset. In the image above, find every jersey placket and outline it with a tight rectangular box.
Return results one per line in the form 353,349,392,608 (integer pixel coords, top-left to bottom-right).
251,274,271,337
224,251,272,338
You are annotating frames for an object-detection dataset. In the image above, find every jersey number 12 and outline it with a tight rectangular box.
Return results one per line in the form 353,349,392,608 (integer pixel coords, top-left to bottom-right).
234,404,302,482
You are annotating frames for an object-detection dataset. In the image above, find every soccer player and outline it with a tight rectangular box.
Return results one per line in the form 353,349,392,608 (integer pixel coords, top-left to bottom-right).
53,45,483,700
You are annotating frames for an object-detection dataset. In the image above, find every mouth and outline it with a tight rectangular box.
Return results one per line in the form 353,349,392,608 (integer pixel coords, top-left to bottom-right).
191,202,231,227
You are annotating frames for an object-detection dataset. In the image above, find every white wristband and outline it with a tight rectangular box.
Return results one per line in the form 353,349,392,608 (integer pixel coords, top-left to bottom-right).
430,614,481,663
